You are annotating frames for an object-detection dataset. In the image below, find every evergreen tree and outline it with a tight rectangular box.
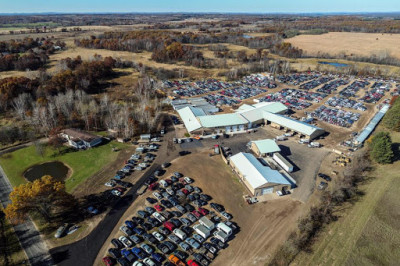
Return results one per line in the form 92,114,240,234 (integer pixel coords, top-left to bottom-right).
369,132,394,164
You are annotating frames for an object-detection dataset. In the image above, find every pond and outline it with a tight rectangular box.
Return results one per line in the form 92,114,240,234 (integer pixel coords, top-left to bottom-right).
24,161,71,182
242,34,254,39
318,61,350,68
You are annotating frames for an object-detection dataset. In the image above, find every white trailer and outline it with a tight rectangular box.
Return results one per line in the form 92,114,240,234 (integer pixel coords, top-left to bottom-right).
199,216,215,230
193,224,211,239
216,223,232,236
273,153,294,173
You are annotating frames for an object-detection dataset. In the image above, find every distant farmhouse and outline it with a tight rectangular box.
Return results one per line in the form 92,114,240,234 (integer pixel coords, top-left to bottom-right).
177,102,325,140
60,129,102,149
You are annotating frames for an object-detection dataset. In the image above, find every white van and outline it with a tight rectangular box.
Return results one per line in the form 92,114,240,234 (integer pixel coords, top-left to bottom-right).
217,222,232,236
173,228,187,240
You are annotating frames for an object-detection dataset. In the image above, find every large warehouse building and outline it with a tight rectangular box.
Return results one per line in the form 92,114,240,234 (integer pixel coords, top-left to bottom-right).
230,152,295,198
177,102,325,139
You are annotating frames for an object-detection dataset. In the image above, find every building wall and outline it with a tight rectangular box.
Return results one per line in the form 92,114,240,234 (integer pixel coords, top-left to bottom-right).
250,142,262,157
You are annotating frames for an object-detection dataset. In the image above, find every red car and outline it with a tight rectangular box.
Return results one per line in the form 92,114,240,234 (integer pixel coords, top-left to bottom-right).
163,221,175,231
179,178,187,185
102,256,114,266
148,182,158,191
165,179,172,185
181,189,189,195
154,204,163,212
187,260,199,266
197,207,208,216
192,210,202,218
114,187,125,193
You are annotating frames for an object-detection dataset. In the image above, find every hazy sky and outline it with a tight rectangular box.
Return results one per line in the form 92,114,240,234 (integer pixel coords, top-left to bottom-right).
1,0,399,13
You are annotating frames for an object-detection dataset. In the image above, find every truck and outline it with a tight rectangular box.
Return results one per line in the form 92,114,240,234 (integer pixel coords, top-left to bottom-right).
173,228,187,240
213,230,229,243
308,142,320,148
193,224,211,239
298,138,310,144
214,145,220,155
216,222,232,236
275,135,287,141
199,216,215,230
273,153,294,172
121,249,136,262
137,185,147,195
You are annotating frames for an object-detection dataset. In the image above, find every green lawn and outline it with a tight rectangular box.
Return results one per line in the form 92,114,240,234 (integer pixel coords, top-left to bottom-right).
0,141,129,192
292,130,400,266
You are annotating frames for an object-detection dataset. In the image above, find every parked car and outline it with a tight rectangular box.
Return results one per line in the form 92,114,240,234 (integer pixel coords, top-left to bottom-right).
108,248,120,259
176,205,186,213
119,226,132,236
318,181,328,190
186,213,197,223
179,242,191,252
129,235,142,244
318,173,332,181
55,223,68,238
111,238,123,249
143,258,156,266
168,234,181,244
118,236,133,248
193,234,205,243
133,227,145,236
153,192,162,200
102,256,115,266
152,231,165,242
152,212,166,222
137,210,150,218
184,177,193,183
158,226,170,236
151,252,164,263
187,260,200,266
162,162,171,168
131,247,147,260
185,238,201,249
125,220,135,229
145,207,156,214
203,243,217,254
210,203,224,213
141,243,154,254
210,237,225,249
146,197,157,204
180,218,191,226
220,211,232,220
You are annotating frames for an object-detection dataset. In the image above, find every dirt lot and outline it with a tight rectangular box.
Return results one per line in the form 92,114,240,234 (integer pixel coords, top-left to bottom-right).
288,32,400,59
95,149,305,266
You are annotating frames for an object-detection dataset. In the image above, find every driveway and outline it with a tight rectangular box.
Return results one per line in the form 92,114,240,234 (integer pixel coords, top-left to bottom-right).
0,165,54,266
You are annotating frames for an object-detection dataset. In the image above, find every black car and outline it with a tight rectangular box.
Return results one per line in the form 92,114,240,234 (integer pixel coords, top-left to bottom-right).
132,217,144,225
111,238,123,249
146,197,157,204
129,235,142,244
210,237,225,249
169,197,180,206
145,177,157,186
161,199,173,208
162,162,171,168
143,233,158,244
169,218,182,228
200,194,211,201
210,203,224,213
157,243,170,254
173,250,187,260
192,193,200,200
154,170,162,176
163,241,176,252
159,226,170,235
181,226,193,235
173,172,183,178
171,176,178,183
147,217,160,227
179,151,190,156
172,183,184,190
318,173,332,182
117,257,130,266
203,243,217,254
141,222,153,231
176,205,186,213
187,194,195,202
193,253,209,266
171,211,183,217
184,204,195,212
137,210,150,218
108,248,121,259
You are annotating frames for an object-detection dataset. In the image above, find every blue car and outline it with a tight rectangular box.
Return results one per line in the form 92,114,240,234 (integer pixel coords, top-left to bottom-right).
125,220,136,229
114,175,123,180
133,227,145,236
131,247,146,260
87,206,99,215
120,249,136,262
151,252,164,263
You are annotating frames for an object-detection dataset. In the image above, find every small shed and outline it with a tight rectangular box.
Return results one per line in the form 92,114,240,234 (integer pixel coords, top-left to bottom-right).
251,139,281,157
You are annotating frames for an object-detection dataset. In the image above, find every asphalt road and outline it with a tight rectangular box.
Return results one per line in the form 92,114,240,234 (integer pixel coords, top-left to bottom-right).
0,165,54,266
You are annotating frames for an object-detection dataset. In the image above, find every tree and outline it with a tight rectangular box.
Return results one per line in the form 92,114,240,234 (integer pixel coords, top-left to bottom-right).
369,131,394,164
48,134,64,155
5,175,76,224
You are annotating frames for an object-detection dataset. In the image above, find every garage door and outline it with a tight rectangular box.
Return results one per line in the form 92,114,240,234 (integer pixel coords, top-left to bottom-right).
261,187,274,195
225,126,231,133
232,126,237,132
239,125,245,131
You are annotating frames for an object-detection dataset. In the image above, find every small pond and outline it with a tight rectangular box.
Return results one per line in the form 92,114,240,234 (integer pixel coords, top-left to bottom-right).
24,161,70,182
318,61,350,68
242,34,254,39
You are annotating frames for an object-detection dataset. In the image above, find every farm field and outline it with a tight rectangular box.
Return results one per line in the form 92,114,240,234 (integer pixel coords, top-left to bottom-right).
292,130,400,266
288,32,400,59
0,141,129,192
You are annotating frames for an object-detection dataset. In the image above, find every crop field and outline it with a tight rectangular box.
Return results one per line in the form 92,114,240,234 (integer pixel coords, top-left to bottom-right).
288,32,400,59
292,130,400,266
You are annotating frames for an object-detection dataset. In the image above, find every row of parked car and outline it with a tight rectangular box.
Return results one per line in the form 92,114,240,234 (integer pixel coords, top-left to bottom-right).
299,76,335,91
277,73,321,85
309,105,361,128
325,96,367,111
103,171,237,266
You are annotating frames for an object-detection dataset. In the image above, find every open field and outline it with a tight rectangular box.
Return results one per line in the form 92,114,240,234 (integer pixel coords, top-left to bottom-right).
0,213,27,266
0,141,129,192
288,32,400,59
292,130,400,266
96,148,305,266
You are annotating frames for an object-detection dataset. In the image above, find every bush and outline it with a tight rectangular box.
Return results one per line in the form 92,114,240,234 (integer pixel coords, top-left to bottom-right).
368,131,394,164
383,98,400,131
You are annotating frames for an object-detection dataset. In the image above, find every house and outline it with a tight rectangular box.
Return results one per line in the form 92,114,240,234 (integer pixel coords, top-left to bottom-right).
250,139,281,157
60,129,102,149
139,134,151,143
229,152,295,198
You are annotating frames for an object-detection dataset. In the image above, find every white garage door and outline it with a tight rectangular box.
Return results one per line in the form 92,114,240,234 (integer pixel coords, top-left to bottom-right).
261,187,274,195
239,125,245,131
225,126,231,133
232,126,237,132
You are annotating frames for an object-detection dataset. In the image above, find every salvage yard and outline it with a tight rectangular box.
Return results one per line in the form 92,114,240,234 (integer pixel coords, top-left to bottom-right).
96,149,305,266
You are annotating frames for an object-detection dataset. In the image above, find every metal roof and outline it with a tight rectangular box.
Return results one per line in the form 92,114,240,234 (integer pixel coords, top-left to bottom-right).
177,106,203,132
252,139,281,154
230,152,291,189
355,104,390,144
263,111,323,136
199,113,248,128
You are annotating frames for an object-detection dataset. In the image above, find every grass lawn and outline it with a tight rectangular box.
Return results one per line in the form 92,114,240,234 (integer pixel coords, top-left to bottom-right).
0,141,129,192
292,130,400,266
0,213,27,265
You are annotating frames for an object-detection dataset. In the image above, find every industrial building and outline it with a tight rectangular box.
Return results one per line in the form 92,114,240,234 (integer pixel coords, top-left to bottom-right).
229,152,295,198
250,139,281,157
177,102,325,139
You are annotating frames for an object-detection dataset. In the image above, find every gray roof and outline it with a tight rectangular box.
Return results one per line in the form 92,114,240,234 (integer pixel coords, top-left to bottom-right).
177,107,203,132
263,112,324,136
355,104,390,144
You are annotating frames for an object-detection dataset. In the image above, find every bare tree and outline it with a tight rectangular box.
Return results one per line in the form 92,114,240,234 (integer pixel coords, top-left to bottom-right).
12,93,31,120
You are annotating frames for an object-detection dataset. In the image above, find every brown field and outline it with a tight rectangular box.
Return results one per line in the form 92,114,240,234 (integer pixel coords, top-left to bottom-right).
287,32,400,59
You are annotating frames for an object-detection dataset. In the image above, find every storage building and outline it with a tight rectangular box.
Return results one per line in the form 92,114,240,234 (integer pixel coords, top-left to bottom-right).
229,152,294,198
250,139,281,157
273,153,294,172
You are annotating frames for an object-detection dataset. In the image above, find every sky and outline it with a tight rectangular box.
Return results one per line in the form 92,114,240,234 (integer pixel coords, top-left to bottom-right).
0,0,400,14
